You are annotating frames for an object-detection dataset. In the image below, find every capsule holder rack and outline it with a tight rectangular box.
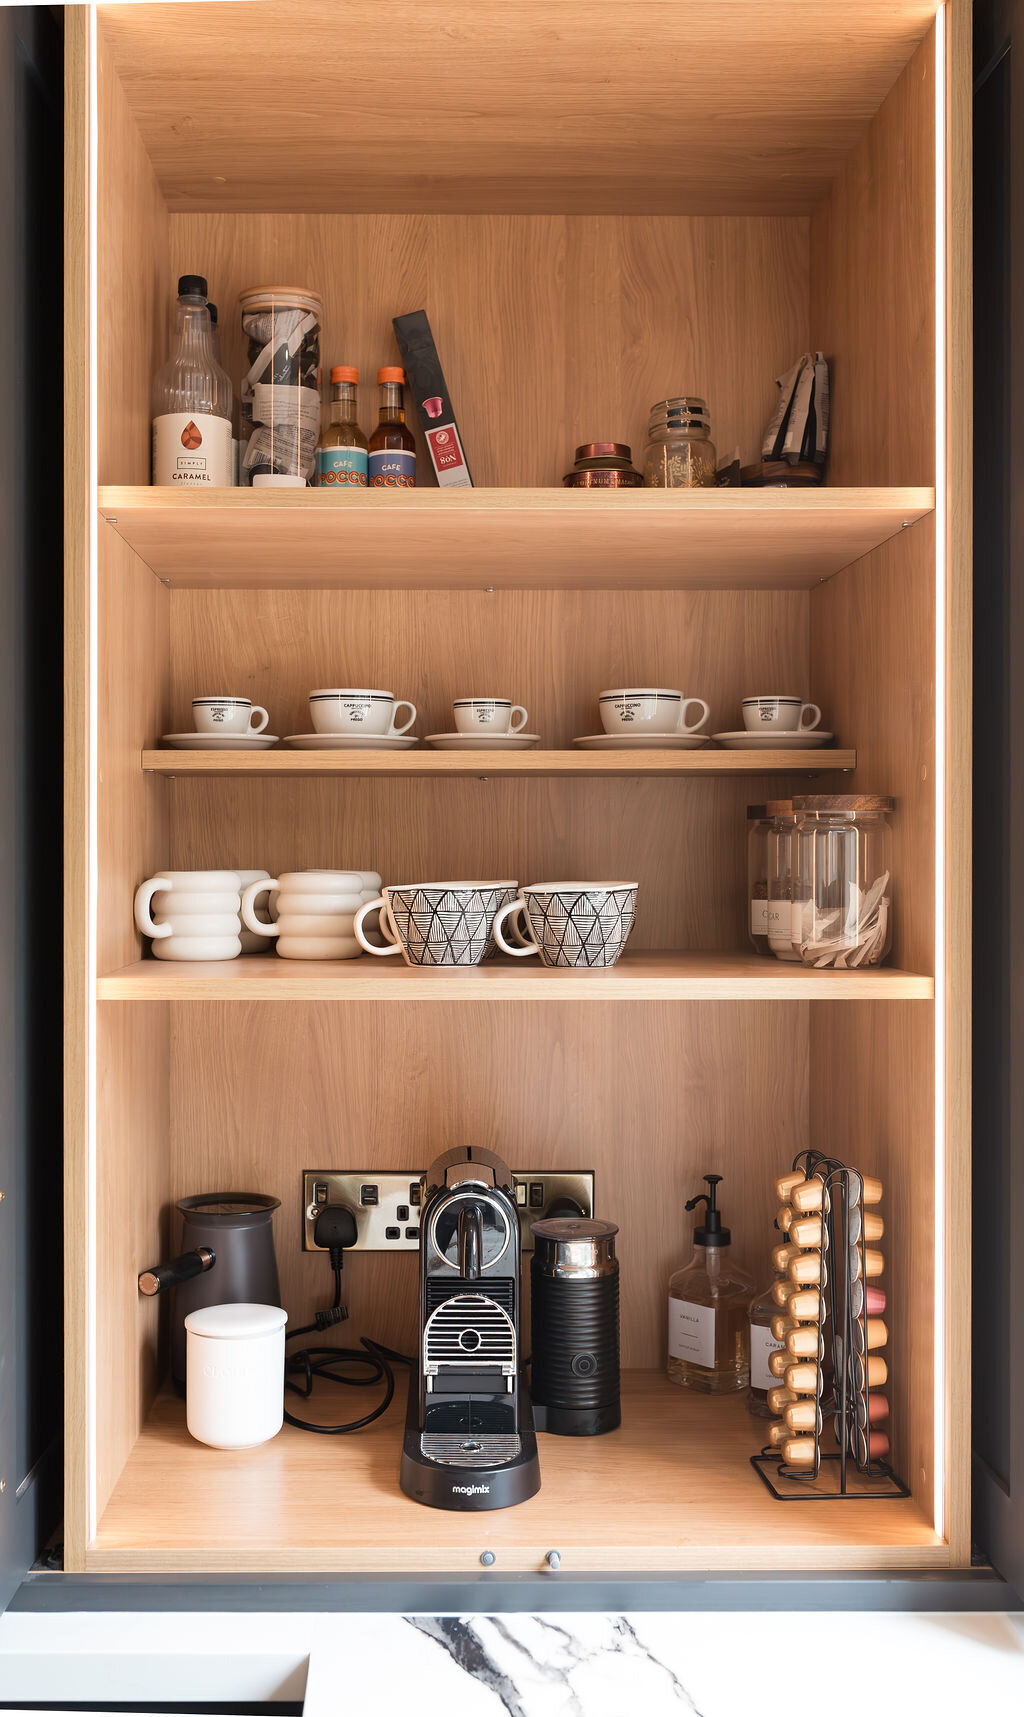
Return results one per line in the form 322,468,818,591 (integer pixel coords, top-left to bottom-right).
750,1148,910,1502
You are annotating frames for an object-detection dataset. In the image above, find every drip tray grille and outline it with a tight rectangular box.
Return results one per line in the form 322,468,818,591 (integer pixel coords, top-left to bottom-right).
420,1432,522,1468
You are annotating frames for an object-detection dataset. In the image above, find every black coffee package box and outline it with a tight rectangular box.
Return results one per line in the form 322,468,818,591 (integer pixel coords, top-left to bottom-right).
392,309,473,487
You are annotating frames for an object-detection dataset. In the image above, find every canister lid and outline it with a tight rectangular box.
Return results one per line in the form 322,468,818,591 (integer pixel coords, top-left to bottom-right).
185,1303,287,1340
792,795,894,813
238,286,323,316
531,1218,619,1242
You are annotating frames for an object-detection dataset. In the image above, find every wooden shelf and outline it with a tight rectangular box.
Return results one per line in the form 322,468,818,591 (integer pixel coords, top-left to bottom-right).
142,746,858,779
87,1374,944,1573
97,951,934,1002
99,487,934,591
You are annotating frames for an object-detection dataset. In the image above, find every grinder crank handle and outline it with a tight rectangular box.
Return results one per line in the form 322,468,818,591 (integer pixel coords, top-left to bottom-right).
138,1246,216,1297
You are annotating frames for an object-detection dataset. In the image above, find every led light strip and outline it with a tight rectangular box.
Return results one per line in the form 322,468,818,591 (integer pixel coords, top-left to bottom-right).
86,0,99,1541
932,4,948,1542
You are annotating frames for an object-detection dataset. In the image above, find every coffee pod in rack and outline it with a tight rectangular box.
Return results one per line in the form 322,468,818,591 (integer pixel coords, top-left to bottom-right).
781,1436,817,1468
766,1420,789,1448
769,1348,794,1379
772,1242,800,1273
771,1278,793,1308
770,1312,797,1343
791,1173,882,1213
784,1399,823,1435
847,1245,884,1281
786,1325,825,1360
852,1315,887,1354
787,1287,823,1321
767,1384,797,1416
788,1251,826,1287
852,1353,888,1390
774,1170,806,1203
848,1208,885,1244
784,1361,821,1395
775,1204,795,1232
788,1215,826,1248
850,1280,887,1318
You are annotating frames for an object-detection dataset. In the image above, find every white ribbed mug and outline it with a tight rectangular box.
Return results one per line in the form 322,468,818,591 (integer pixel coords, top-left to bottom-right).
134,870,242,961
241,869,368,960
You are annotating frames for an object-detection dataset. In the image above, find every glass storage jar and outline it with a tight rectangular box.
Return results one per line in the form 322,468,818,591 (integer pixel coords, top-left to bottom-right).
642,397,717,487
746,804,772,956
238,286,323,486
791,795,894,968
765,800,800,961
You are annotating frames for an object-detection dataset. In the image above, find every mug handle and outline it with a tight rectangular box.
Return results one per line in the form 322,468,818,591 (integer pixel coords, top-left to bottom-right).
678,697,710,734
799,703,822,731
240,878,280,936
247,705,270,734
493,898,538,957
354,895,402,955
509,706,529,734
134,876,173,939
387,701,417,737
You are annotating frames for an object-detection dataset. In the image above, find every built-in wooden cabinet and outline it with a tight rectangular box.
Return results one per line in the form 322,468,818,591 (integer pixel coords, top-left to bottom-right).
64,2,971,1576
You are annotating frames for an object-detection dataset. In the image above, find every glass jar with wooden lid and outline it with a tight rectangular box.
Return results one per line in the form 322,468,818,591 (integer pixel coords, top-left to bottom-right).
792,795,894,968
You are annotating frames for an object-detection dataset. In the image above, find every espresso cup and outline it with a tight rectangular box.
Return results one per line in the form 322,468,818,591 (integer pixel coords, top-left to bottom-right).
599,689,709,736
353,882,519,966
309,689,417,737
493,882,638,968
240,870,367,960
742,696,821,733
193,697,270,736
453,698,528,735
134,870,243,961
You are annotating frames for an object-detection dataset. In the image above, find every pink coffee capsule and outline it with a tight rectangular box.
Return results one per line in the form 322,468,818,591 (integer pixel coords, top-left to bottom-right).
858,1427,890,1462
865,1286,887,1316
423,395,444,419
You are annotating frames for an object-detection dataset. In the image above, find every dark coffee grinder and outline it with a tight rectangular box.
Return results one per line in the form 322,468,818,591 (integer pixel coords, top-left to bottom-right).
400,1146,541,1510
531,1217,620,1435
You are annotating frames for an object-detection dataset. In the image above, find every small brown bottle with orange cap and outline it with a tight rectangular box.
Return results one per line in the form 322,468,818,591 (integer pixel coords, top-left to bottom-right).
368,366,417,487
316,365,368,487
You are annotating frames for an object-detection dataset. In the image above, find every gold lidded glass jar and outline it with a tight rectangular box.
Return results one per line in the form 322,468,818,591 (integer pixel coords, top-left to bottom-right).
667,1174,753,1393
642,396,717,487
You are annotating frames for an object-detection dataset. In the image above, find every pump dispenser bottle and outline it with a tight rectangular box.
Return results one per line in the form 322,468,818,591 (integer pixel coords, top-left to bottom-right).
667,1174,753,1393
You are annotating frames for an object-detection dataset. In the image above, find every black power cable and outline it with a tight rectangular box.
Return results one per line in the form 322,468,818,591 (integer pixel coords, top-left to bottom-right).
283,1205,412,1435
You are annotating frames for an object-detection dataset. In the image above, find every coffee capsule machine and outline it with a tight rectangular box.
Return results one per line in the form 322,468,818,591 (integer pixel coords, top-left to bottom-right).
400,1145,541,1510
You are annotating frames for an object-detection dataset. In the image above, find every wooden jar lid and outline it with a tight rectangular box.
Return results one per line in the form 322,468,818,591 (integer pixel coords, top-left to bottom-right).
792,794,894,813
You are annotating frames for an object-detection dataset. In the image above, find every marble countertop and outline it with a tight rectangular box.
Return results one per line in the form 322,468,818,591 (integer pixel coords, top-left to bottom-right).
3,1607,1024,1714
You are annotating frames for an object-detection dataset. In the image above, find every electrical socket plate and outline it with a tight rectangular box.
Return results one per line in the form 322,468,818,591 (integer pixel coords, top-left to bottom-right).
302,1169,595,1254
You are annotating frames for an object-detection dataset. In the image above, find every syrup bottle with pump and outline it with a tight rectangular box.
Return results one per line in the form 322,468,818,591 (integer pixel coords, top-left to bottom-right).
667,1174,753,1393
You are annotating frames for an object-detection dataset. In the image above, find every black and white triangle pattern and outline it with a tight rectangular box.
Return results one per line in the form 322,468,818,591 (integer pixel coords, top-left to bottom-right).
387,885,518,966
524,886,637,967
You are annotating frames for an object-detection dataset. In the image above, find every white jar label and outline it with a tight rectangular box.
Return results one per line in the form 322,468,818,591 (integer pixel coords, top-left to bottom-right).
750,897,769,935
750,1321,785,1390
766,900,792,941
668,1298,715,1368
153,413,232,485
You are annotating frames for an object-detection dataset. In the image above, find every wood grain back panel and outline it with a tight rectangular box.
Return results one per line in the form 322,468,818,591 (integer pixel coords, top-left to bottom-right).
167,213,808,489
169,1000,809,1369
97,19,170,485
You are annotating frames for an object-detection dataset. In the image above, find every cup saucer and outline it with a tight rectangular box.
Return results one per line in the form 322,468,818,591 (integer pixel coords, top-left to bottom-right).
162,733,280,750
282,733,419,750
712,730,834,749
573,733,710,750
425,733,540,750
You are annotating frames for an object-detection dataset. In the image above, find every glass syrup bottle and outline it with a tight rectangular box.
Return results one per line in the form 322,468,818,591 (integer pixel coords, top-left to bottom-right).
368,366,416,487
316,365,369,487
667,1174,753,1393
152,274,232,488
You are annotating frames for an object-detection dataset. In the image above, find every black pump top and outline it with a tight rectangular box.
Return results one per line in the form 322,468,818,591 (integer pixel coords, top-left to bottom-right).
178,273,208,299
685,1173,731,1246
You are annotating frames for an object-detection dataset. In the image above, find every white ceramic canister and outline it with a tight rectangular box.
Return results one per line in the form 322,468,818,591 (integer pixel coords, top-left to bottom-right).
184,1302,287,1449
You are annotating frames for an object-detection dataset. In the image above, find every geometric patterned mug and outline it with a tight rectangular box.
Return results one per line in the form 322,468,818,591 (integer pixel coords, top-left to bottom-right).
493,882,638,968
353,881,519,966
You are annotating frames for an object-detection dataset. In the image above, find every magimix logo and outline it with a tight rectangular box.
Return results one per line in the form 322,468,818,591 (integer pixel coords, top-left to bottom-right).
453,1483,490,1496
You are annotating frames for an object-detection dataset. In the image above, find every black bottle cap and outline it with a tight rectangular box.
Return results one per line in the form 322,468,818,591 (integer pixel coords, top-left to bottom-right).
178,274,208,299
207,301,218,326
685,1173,730,1245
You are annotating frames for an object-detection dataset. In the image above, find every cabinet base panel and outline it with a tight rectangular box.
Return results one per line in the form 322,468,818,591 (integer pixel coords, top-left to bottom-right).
86,1374,946,1574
